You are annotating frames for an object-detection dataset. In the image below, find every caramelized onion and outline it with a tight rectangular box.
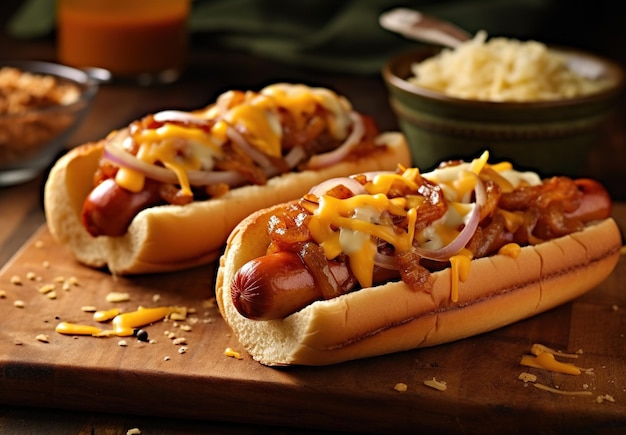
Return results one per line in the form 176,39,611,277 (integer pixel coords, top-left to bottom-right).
375,174,486,265
299,242,342,299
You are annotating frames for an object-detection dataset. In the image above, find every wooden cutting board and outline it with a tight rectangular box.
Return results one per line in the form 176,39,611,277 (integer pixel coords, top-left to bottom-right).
1,208,625,434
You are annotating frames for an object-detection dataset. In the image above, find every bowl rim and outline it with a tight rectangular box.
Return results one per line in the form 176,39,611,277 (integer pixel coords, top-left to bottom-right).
382,44,626,109
0,59,100,118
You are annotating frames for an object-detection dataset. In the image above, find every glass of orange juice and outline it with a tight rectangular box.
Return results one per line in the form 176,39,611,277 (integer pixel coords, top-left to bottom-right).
56,0,190,85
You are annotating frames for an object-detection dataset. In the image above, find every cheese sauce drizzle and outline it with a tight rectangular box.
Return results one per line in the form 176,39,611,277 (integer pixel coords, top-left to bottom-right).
110,83,355,196
55,306,185,338
307,151,542,301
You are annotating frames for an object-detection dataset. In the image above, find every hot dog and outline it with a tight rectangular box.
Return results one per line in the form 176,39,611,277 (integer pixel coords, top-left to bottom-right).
44,83,411,274
215,152,622,366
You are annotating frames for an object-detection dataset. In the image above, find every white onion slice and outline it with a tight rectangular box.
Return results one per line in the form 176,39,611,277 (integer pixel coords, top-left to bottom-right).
226,126,275,172
306,112,365,169
308,176,367,197
283,146,306,169
373,252,397,270
103,143,247,187
411,175,486,261
359,171,395,181
153,110,207,124
411,204,480,262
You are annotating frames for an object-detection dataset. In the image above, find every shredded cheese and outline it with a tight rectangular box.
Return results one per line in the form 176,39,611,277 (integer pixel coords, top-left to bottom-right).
518,372,537,383
520,352,582,375
530,343,580,359
533,383,592,396
424,377,448,391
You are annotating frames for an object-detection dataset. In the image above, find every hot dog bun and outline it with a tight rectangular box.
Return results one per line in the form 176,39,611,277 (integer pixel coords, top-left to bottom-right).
44,131,410,274
216,202,621,366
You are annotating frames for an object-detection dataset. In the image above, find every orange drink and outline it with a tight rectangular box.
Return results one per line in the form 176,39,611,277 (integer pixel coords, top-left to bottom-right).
56,0,190,84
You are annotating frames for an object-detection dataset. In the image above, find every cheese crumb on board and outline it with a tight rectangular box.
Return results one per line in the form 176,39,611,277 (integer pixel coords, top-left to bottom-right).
424,377,447,391
596,394,616,404
169,308,188,321
530,343,580,358
394,383,408,392
518,372,537,383
106,292,131,303
224,347,242,359
38,284,55,294
36,334,49,343
13,300,25,308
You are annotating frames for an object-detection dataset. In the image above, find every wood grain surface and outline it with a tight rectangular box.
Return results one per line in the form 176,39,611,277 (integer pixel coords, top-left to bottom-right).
1,206,625,435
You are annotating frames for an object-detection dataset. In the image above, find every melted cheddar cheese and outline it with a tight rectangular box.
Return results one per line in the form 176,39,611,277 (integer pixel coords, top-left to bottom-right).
306,152,542,300
55,306,186,338
112,83,354,195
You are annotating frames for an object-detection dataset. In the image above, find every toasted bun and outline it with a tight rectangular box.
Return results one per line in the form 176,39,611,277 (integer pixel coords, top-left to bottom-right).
216,203,622,366
44,132,410,274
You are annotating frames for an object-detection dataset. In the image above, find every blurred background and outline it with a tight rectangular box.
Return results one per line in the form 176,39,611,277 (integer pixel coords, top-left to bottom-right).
1,0,626,193
4,0,625,76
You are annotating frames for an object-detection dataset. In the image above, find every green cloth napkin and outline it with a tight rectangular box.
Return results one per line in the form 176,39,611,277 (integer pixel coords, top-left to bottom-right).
6,0,554,75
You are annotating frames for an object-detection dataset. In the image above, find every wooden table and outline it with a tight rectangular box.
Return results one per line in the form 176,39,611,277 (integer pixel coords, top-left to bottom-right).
2,2,626,434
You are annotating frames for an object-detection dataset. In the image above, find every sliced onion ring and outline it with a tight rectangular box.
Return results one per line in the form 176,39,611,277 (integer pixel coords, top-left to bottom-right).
226,126,275,172
373,251,398,270
306,112,365,169
359,171,395,181
308,176,367,197
153,110,207,124
103,142,247,187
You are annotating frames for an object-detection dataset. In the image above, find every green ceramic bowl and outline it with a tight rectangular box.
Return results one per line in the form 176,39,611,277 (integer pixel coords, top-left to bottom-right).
382,47,624,177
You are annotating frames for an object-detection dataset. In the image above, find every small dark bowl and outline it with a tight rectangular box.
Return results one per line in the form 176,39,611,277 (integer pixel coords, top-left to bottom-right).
383,46,625,176
0,60,101,186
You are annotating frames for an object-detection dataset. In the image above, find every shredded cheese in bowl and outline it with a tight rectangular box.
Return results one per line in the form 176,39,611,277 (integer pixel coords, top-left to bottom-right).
408,31,612,102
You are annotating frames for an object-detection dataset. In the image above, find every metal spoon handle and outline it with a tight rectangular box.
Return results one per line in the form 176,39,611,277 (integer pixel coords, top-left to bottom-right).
379,8,471,48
